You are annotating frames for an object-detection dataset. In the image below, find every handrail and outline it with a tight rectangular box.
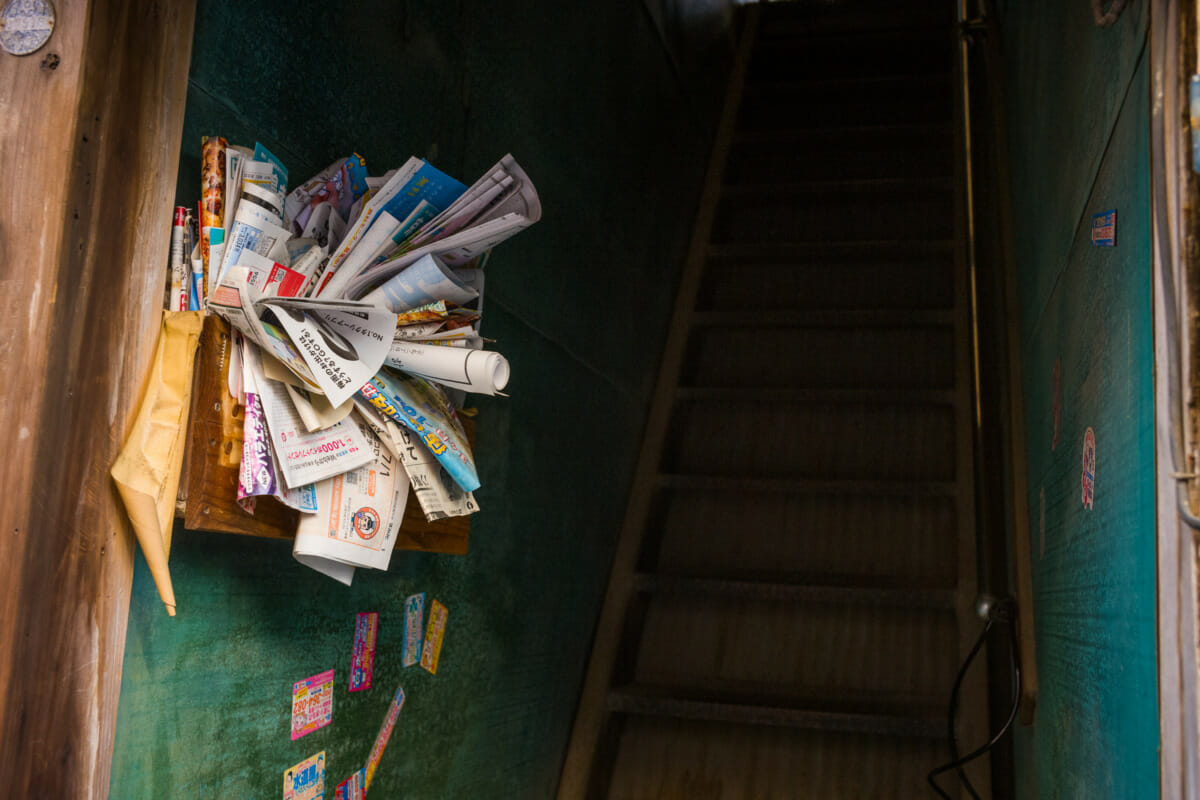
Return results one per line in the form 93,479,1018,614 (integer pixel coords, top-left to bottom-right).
955,0,1040,723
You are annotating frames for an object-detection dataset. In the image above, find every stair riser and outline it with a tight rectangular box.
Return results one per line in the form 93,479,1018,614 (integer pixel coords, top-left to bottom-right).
650,490,959,586
712,192,953,242
684,327,956,388
635,594,959,698
698,259,954,311
663,401,956,481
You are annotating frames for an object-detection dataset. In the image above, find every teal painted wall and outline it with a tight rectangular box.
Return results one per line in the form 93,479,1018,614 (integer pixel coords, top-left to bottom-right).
999,3,1158,797
109,1,729,797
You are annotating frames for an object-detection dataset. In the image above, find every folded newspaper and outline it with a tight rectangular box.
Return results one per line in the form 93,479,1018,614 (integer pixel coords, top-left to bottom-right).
141,140,538,589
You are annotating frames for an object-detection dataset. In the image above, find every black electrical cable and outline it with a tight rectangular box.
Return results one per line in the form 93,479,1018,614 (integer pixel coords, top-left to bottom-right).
927,615,1022,799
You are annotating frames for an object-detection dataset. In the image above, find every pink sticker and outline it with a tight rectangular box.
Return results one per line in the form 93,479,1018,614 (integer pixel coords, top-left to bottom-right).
1081,427,1096,510
291,669,334,740
350,612,378,692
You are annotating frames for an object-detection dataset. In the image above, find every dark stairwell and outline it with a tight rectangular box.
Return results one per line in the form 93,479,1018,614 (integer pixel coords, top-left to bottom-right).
560,1,1014,797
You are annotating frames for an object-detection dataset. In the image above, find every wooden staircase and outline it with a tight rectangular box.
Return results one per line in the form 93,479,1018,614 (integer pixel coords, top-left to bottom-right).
559,2,989,796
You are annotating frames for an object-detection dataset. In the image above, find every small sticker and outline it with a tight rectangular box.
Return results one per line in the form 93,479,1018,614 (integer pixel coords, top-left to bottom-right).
1091,210,1116,246
283,751,325,800
350,612,378,692
1051,358,1062,451
401,593,425,667
364,686,406,791
420,599,448,675
1081,427,1096,510
291,669,334,740
334,768,366,800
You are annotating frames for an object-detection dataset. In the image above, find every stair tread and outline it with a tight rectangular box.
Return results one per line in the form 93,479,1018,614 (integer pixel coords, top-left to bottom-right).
658,474,958,496
634,571,957,609
608,684,945,738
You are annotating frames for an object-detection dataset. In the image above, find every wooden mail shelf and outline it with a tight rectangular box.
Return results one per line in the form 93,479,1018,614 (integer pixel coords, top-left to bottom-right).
177,315,469,554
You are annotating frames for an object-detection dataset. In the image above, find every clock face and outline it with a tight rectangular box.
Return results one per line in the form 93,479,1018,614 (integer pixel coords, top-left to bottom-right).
0,0,55,57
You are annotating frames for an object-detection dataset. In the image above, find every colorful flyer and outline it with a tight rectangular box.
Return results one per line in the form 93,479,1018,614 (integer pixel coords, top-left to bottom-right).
283,751,325,800
334,768,366,800
420,599,448,674
364,686,406,791
401,593,425,667
291,669,334,740
1091,209,1116,246
350,612,379,692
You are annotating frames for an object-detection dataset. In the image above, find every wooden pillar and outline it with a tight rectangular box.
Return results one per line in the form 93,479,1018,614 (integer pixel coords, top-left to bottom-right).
0,0,195,793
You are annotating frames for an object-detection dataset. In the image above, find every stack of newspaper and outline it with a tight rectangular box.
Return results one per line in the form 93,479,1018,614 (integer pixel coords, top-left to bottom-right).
175,139,539,584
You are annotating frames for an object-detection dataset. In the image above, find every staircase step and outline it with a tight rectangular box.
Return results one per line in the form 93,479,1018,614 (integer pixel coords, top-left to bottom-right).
690,309,953,328
658,474,957,497
708,239,954,261
674,387,956,405
662,400,955,481
634,572,956,610
683,325,955,388
721,176,954,198
737,74,951,131
608,686,945,738
650,490,958,590
713,181,953,244
725,141,953,183
748,29,952,82
697,257,954,312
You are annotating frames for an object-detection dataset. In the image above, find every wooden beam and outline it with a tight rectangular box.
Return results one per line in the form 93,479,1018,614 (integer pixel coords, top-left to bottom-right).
0,0,196,794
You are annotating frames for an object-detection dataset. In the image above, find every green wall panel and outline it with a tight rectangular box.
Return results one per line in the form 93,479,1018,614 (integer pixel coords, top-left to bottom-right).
1001,9,1159,796
111,1,725,796
998,0,1147,337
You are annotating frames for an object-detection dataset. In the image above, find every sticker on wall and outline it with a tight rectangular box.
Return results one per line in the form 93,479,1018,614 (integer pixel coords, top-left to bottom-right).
1091,210,1116,246
291,669,335,740
1039,486,1046,559
349,612,378,692
1081,427,1096,510
364,686,406,791
1051,358,1062,450
283,751,325,800
334,768,366,800
421,599,448,675
401,593,425,667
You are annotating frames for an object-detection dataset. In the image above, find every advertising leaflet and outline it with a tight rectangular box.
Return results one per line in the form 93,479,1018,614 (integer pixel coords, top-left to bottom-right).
384,340,509,396
349,612,378,691
420,599,448,674
292,418,407,585
250,353,374,490
210,266,396,408
352,399,478,521
291,670,334,740
358,370,480,492
283,752,325,800
401,593,424,667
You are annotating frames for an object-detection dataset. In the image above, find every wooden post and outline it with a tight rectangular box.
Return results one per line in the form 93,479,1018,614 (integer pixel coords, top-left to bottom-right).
0,0,195,793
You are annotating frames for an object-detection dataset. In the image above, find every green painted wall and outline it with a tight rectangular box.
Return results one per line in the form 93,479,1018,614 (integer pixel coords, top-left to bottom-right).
109,1,729,796
999,2,1158,796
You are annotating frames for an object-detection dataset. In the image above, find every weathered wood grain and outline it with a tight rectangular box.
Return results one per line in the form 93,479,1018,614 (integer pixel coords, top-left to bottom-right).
0,0,196,794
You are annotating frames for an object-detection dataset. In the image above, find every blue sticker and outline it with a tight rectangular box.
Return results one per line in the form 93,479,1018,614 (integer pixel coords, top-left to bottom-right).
1091,210,1116,247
